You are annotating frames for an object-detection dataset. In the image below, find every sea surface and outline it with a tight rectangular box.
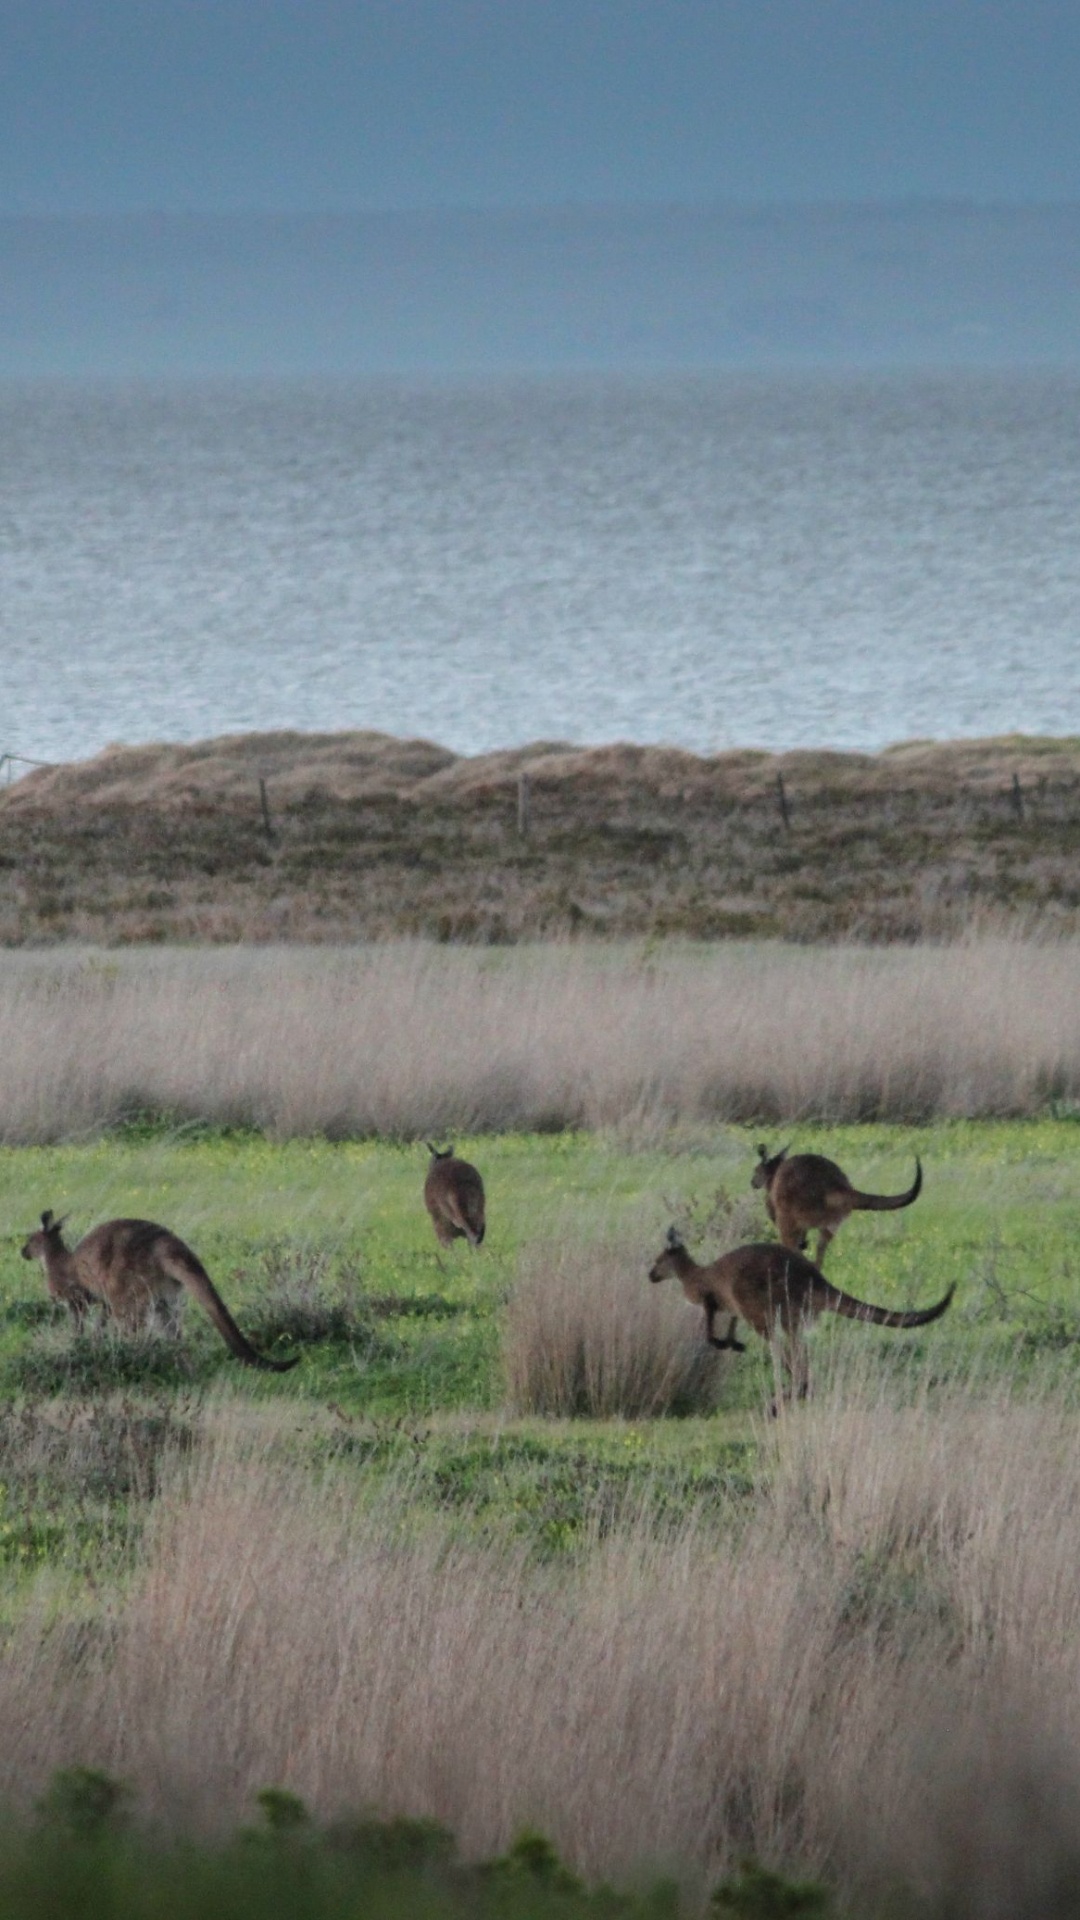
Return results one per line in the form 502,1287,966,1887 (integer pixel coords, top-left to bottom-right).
2,372,1078,770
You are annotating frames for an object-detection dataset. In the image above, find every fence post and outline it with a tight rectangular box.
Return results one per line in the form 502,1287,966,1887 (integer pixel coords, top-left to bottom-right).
259,778,275,841
776,771,791,831
517,771,531,839
1010,772,1024,822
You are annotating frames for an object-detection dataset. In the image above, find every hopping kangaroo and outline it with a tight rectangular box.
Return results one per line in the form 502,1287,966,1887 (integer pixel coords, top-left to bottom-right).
752,1143,923,1266
648,1227,953,1404
423,1144,486,1249
21,1211,299,1373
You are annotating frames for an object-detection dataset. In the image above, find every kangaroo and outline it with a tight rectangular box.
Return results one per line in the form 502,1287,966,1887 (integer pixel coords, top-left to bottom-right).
751,1143,923,1266
21,1211,299,1373
648,1226,953,1404
423,1144,486,1249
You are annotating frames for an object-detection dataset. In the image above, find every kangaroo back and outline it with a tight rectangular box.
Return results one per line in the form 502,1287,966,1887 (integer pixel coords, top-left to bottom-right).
159,1240,298,1372
849,1158,923,1212
424,1147,486,1248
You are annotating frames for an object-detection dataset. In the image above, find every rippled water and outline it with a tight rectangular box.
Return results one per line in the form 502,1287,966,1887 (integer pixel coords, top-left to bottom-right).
2,373,1078,768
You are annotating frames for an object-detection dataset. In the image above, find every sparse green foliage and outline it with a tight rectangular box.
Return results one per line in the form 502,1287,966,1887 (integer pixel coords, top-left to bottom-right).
712,1859,831,1916
36,1766,130,1840
254,1787,312,1835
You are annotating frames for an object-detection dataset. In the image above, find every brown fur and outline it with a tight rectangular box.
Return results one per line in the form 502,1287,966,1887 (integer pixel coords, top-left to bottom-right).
424,1144,486,1249
648,1227,953,1405
21,1211,298,1372
751,1142,923,1266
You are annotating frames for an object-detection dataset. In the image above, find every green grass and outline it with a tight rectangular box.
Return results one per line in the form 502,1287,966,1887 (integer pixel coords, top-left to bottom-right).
3,1119,1080,1414
0,1780,720,1920
0,1118,1078,1580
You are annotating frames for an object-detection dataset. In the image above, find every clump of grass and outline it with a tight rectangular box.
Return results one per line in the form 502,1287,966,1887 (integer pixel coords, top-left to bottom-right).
0,1395,195,1505
662,1179,764,1257
2,1326,202,1396
235,1243,396,1357
502,1237,726,1418
0,1393,199,1575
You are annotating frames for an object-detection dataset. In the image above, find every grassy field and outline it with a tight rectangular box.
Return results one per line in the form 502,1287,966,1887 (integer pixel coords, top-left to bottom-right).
2,1118,1080,1916
4,728,1080,943
2,1118,1078,1421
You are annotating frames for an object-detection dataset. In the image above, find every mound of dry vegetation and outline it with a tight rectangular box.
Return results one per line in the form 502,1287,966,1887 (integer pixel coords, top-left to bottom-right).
3,728,1080,943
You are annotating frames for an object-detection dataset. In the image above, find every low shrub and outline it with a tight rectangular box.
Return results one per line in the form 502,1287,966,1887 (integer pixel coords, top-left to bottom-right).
502,1237,727,1418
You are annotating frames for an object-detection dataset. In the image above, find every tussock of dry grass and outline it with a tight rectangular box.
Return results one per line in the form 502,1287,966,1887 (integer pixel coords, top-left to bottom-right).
0,936,1078,1141
503,1237,725,1417
3,1356,1080,1915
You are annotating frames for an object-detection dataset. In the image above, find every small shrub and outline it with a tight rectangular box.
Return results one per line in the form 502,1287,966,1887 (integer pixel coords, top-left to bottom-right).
36,1767,130,1840
712,1859,830,1916
663,1182,764,1258
254,1787,311,1835
237,1243,391,1355
325,1811,457,1873
503,1238,726,1418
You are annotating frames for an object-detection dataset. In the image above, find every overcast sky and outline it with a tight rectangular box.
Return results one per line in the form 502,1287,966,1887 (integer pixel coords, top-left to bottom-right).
1,0,1078,215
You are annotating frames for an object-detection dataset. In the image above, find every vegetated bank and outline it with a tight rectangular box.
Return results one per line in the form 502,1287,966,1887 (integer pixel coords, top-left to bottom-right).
3,728,1080,944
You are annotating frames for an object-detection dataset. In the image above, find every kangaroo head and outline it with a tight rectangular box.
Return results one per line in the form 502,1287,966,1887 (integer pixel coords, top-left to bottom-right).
426,1142,453,1161
751,1143,789,1190
649,1225,687,1284
21,1209,69,1262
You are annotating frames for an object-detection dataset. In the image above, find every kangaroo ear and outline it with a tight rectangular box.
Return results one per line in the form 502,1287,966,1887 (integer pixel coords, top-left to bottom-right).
665,1224,682,1249
40,1210,53,1229
756,1143,769,1162
777,1143,791,1162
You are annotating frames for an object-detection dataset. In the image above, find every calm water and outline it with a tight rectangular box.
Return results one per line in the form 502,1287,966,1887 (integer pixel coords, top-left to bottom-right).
2,373,1078,768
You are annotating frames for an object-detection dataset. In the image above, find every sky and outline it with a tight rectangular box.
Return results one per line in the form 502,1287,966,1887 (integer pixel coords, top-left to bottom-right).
1,0,1079,215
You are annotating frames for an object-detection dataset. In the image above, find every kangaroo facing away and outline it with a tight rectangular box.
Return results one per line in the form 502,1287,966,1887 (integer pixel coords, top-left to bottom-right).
752,1143,923,1266
21,1211,299,1373
648,1227,953,1404
424,1144,486,1249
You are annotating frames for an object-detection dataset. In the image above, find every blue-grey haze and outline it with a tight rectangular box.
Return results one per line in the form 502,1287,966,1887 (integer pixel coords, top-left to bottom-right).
1,372,1078,769
3,206,1080,378
2,0,1079,213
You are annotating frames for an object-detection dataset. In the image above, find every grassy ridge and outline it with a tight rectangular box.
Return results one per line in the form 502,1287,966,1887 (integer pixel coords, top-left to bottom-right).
4,729,1080,942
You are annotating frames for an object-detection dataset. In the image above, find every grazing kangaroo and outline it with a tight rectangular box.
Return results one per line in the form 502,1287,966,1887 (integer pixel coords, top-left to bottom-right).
423,1144,486,1249
751,1143,923,1266
21,1211,299,1373
648,1226,953,1404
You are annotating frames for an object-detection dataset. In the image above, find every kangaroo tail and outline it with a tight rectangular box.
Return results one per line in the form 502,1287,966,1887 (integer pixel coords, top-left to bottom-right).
827,1278,955,1329
850,1157,923,1212
455,1207,485,1249
162,1248,299,1372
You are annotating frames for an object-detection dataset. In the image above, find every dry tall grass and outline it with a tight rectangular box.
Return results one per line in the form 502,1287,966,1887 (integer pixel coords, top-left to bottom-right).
0,935,1079,1140
4,1357,1080,1915
503,1236,727,1416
